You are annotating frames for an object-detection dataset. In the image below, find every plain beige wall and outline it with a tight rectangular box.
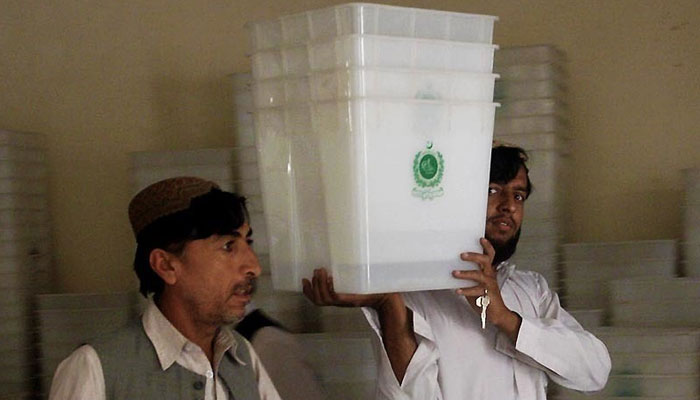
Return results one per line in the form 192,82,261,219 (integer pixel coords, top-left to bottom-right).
1,0,698,293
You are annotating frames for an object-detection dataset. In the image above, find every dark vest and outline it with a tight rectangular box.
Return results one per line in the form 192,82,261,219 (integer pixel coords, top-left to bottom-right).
91,321,261,400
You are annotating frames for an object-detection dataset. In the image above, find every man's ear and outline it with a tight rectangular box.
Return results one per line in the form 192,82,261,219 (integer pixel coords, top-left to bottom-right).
149,249,178,286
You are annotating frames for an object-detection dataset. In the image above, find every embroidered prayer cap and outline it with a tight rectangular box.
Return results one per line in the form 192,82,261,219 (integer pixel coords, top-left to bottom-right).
128,176,220,238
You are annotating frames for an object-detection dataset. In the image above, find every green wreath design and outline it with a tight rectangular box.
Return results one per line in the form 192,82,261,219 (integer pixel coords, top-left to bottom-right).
413,150,445,188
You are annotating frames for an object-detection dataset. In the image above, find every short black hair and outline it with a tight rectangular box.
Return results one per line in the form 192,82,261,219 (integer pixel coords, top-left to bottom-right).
133,189,249,298
490,145,533,196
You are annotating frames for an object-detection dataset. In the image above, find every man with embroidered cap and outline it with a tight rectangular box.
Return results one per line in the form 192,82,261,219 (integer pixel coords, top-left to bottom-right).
303,144,611,399
49,177,281,400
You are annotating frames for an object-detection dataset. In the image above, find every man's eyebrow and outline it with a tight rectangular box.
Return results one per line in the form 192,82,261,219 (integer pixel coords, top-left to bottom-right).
230,227,253,238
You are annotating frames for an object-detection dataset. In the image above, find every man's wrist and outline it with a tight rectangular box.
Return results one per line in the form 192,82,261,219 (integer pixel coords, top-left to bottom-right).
493,310,522,343
372,293,403,314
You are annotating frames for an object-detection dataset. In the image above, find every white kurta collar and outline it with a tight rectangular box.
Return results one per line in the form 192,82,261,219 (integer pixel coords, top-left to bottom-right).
141,299,246,371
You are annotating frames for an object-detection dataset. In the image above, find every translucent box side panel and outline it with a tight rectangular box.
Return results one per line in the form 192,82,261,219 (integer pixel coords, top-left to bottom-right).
309,36,496,74
254,107,330,291
247,3,496,52
314,100,496,293
251,36,497,80
253,69,497,108
311,69,497,103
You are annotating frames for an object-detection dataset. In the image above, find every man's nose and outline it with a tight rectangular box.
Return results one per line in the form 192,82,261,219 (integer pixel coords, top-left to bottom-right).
498,193,516,213
242,243,262,277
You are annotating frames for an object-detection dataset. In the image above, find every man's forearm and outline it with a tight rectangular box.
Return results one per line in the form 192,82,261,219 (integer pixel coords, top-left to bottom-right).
492,309,522,344
375,294,418,383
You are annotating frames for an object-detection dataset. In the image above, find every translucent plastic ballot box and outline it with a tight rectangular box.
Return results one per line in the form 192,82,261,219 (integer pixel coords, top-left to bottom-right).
255,99,497,294
247,3,497,52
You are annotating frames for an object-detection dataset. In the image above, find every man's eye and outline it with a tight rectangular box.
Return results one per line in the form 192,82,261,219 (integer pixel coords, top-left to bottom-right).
515,193,525,202
488,187,498,195
223,241,235,251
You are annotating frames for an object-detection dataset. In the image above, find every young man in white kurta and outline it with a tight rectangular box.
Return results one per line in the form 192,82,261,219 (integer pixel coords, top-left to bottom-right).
303,145,611,399
362,262,610,399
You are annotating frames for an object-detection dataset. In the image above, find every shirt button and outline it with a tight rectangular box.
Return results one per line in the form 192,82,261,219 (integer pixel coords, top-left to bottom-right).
193,381,204,390
205,370,214,379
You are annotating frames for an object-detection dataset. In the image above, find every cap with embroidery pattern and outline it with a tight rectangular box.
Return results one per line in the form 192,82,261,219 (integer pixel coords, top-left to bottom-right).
128,177,220,238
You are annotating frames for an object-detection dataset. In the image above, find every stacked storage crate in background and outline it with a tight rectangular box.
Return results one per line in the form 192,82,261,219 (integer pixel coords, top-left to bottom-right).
560,240,678,314
248,3,499,295
493,48,700,398
36,292,140,399
231,72,258,149
0,129,51,400
608,277,700,328
553,328,700,399
682,167,700,277
492,45,567,291
131,146,263,201
553,240,700,398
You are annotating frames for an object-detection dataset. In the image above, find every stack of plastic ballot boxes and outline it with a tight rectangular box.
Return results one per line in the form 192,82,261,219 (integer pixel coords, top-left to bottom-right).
552,328,700,400
35,292,141,399
553,239,700,399
492,45,567,292
0,129,52,399
247,3,500,294
560,240,678,314
682,167,700,277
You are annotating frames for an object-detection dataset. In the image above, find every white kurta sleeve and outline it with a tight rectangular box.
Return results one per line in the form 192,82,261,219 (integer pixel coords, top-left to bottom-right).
49,345,106,400
362,303,443,400
495,273,611,392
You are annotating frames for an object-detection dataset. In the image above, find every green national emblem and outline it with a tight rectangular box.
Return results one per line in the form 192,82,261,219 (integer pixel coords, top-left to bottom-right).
412,142,445,200
419,154,438,179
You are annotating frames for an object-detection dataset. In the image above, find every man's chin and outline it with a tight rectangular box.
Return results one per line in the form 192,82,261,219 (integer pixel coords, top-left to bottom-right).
486,236,509,248
222,314,244,326
487,228,521,265
221,307,246,325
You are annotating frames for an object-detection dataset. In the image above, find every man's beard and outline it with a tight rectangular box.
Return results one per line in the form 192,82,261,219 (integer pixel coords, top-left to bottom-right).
488,228,521,266
222,276,258,325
